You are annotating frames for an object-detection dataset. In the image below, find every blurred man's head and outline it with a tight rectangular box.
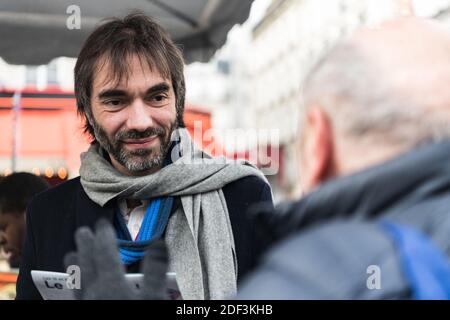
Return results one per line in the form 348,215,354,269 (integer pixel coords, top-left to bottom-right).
75,13,185,176
0,173,49,268
299,18,450,193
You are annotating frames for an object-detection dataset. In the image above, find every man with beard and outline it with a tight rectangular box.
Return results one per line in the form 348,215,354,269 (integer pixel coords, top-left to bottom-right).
0,173,49,269
16,13,273,300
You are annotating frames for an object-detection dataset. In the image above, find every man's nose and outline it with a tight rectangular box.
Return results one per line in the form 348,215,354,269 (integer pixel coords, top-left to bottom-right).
126,99,155,131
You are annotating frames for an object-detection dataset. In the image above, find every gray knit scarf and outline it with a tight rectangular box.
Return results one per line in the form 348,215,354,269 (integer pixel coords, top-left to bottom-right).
79,128,269,299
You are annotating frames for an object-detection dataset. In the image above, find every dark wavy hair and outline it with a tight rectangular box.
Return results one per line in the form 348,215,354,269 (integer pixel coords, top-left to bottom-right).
0,172,49,215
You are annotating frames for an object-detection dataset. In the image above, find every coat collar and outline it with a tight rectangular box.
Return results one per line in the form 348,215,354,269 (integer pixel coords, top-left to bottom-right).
75,177,115,229
261,140,450,242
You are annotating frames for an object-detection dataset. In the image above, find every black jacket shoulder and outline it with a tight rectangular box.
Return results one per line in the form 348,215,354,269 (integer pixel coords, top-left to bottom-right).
29,177,80,215
222,175,273,282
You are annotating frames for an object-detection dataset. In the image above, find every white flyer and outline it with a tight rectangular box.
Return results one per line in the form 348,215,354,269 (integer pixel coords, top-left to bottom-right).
31,270,181,300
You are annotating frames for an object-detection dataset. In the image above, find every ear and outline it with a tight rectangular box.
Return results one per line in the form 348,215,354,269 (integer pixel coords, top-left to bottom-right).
300,106,336,192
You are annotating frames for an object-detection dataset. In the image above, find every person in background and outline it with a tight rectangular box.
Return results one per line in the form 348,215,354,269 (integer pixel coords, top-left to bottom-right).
237,17,450,299
0,173,49,269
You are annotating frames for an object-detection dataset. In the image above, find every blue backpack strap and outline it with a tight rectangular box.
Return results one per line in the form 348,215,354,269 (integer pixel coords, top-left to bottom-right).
380,220,450,300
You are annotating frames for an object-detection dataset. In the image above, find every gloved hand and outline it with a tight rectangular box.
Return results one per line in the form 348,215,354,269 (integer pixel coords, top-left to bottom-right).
64,219,168,300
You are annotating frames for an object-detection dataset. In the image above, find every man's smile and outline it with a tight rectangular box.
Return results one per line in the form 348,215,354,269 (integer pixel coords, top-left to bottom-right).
121,135,160,149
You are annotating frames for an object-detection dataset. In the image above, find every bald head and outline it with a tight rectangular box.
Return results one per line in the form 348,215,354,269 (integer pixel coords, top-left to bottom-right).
299,18,450,191
350,18,450,112
304,17,450,148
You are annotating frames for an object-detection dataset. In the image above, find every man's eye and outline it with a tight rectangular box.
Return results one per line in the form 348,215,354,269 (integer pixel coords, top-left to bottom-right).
153,95,167,102
104,99,123,106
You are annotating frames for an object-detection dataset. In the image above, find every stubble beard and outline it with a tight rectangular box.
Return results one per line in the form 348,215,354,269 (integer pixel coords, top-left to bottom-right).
92,118,178,173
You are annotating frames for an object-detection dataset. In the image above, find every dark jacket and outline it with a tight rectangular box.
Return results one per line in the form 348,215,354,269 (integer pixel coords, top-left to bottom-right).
238,141,450,299
16,175,272,300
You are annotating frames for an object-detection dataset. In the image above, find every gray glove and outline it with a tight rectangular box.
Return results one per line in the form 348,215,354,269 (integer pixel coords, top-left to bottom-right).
64,219,168,300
